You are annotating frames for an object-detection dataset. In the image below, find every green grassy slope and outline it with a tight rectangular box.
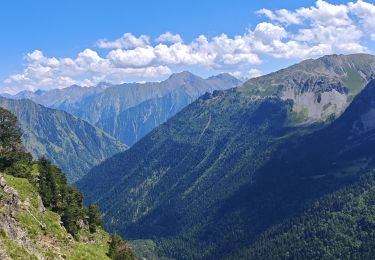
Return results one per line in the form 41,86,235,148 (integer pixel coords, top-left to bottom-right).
0,173,111,259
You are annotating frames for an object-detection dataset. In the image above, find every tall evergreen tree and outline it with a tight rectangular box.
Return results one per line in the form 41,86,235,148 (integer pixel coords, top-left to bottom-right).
108,233,135,260
0,107,32,172
88,204,103,233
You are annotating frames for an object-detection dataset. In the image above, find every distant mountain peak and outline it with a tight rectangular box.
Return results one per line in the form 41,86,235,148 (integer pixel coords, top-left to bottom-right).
96,82,113,89
207,73,235,80
34,89,45,96
207,73,242,86
67,84,82,89
170,70,195,76
167,71,242,88
167,71,201,81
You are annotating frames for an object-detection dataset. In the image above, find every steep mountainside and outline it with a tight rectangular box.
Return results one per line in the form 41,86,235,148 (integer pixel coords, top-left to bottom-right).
0,173,112,259
229,172,375,259
228,79,375,258
77,54,375,259
0,107,134,259
7,72,241,145
0,97,127,183
242,53,375,122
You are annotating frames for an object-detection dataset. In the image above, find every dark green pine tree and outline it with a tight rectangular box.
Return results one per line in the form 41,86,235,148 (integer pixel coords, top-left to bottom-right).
108,233,135,260
60,186,84,238
108,233,123,258
88,204,103,233
38,157,85,237
0,107,32,175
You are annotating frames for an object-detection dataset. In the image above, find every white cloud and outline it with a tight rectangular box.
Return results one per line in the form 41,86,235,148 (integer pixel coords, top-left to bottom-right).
257,8,301,25
349,0,375,40
231,68,262,79
97,33,150,49
3,0,375,93
254,0,368,58
3,49,171,92
297,0,352,27
247,68,263,78
156,32,183,43
108,47,156,68
253,22,288,43
104,33,261,69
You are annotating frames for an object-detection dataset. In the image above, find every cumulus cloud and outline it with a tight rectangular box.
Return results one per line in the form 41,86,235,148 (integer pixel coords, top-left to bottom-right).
3,49,171,93
156,32,183,43
231,68,262,79
255,0,367,58
247,68,263,78
97,33,150,49
349,0,375,40
257,8,301,25
3,0,375,93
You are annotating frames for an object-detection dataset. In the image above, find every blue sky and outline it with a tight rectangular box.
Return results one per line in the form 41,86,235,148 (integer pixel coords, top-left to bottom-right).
1,0,375,93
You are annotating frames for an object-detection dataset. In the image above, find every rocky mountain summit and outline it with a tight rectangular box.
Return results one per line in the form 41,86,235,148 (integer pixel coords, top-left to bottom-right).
242,54,375,122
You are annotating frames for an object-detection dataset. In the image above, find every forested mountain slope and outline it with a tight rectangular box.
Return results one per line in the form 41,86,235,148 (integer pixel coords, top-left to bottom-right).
77,54,375,259
0,97,127,182
230,79,375,258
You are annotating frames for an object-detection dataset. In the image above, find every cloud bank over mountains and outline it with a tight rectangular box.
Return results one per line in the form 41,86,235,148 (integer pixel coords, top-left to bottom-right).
3,0,375,93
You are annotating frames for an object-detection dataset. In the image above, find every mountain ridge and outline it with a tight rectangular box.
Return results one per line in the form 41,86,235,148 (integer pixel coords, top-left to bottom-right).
241,53,375,123
3,72,242,145
0,97,127,183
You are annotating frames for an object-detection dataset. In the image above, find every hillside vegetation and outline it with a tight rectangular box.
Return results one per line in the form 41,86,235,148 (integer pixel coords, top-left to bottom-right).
0,107,134,259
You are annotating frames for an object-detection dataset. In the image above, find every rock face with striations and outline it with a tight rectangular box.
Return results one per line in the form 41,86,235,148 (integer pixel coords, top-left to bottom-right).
241,53,375,122
0,175,48,259
0,172,115,259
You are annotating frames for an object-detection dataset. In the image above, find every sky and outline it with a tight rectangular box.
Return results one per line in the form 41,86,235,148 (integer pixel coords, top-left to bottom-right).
1,0,375,94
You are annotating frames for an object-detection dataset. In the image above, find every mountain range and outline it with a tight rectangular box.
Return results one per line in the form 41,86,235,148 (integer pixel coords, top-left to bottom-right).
0,97,127,183
77,53,375,259
3,72,241,146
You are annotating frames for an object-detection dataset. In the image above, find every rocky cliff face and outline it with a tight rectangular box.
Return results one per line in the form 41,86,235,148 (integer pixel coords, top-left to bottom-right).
0,174,111,259
242,54,375,123
0,174,64,259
